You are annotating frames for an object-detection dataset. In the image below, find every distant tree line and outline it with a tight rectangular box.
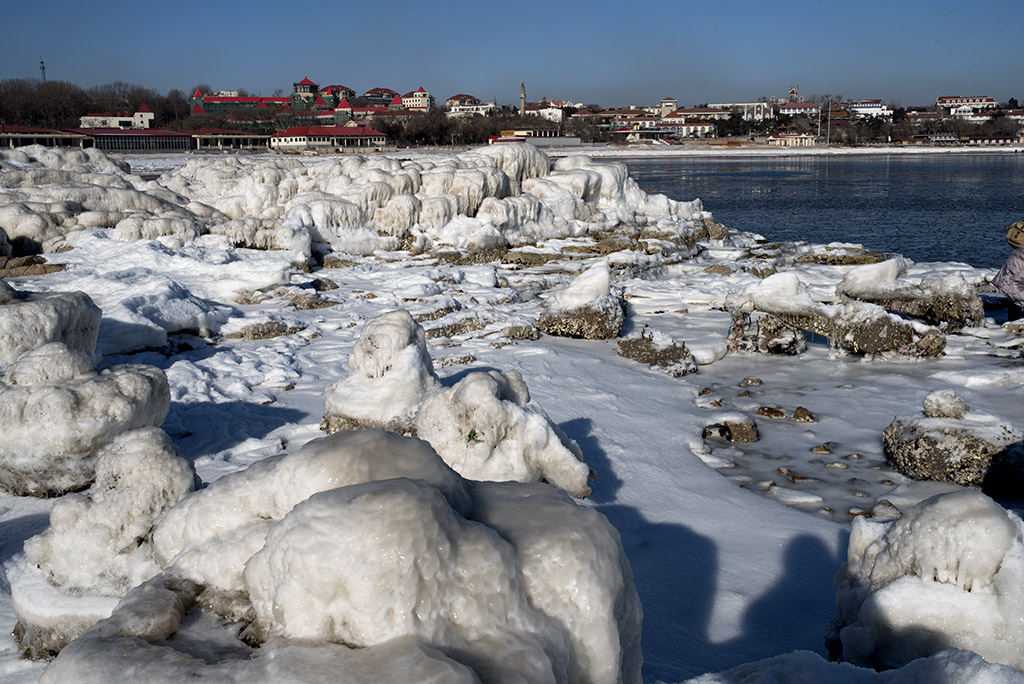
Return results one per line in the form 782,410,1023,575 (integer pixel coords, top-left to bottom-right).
0,79,192,129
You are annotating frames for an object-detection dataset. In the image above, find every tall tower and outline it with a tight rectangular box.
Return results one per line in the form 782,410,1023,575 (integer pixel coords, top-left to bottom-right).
520,83,525,117
39,58,46,84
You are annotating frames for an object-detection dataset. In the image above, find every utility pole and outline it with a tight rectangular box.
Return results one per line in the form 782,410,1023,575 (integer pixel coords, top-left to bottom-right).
39,58,46,84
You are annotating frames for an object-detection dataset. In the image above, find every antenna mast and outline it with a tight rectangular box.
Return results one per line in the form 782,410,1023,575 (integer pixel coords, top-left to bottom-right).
39,58,46,83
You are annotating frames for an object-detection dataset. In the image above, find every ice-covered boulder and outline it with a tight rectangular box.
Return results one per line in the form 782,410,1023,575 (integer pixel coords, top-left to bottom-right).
0,343,171,496
0,282,101,366
828,490,1024,671
727,313,808,355
416,370,592,497
837,258,984,332
9,428,196,658
883,393,1024,490
46,430,643,684
538,261,626,340
680,647,1024,683
322,310,439,435
726,272,946,358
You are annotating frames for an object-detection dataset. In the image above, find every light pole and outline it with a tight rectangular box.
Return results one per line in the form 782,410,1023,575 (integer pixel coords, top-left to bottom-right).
826,98,832,146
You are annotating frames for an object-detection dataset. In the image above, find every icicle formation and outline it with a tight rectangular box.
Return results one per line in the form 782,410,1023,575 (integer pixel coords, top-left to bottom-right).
828,490,1024,671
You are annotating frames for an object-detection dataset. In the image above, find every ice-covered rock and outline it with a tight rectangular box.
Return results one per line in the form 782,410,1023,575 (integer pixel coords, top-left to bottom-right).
538,261,626,340
43,430,644,684
837,258,984,332
883,396,1023,490
10,428,196,658
0,283,101,366
726,272,946,357
681,647,1024,683
415,370,591,497
828,490,1024,671
0,343,171,496
322,310,439,435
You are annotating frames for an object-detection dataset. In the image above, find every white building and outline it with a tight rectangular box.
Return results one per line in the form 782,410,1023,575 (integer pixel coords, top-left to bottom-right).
777,102,820,117
846,100,892,120
79,103,154,129
936,96,997,113
269,125,391,153
401,87,434,111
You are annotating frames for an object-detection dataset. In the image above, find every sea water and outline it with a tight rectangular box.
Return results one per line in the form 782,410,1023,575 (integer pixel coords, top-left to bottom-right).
626,153,1024,269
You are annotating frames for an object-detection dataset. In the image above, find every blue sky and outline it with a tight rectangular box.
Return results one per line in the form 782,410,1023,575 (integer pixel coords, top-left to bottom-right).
3,0,1022,108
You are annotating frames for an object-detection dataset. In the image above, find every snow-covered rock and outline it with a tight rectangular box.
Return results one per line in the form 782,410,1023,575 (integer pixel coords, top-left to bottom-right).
538,261,626,340
837,258,984,332
0,282,101,366
322,310,439,435
9,428,196,658
0,343,171,496
828,490,1024,671
416,370,592,497
883,395,1023,489
47,430,641,684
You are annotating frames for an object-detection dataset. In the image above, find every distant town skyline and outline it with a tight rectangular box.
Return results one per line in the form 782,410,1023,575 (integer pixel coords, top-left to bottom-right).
3,0,1022,109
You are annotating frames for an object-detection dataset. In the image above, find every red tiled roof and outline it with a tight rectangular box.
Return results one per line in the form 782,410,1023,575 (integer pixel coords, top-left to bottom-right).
192,103,206,115
193,88,203,98
314,95,328,106
390,95,403,105
271,126,385,138
416,86,426,93
297,77,317,86
338,99,351,109
199,96,290,104
136,102,152,113
364,87,398,97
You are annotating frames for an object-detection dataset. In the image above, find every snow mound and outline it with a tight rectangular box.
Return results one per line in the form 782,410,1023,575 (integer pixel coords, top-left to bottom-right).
828,490,1024,671
322,310,440,434
9,428,196,658
416,370,591,497
0,283,100,366
0,343,171,496
680,647,1024,684
49,430,640,684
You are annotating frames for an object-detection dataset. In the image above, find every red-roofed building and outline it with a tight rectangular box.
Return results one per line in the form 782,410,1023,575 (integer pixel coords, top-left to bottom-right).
401,87,434,111
269,125,392,153
363,87,400,106
320,85,355,101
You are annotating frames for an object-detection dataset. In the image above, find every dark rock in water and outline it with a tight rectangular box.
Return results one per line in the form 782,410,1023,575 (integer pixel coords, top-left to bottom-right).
793,407,817,423
703,419,759,442
883,417,1024,492
757,406,787,419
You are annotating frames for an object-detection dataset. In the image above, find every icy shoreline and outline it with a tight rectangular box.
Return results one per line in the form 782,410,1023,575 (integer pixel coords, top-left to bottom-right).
1,143,1022,683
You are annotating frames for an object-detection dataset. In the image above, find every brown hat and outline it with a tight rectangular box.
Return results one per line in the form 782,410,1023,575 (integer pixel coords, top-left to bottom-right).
1007,222,1024,249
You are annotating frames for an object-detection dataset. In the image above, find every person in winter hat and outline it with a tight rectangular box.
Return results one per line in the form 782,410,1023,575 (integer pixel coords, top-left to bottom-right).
993,221,1024,321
